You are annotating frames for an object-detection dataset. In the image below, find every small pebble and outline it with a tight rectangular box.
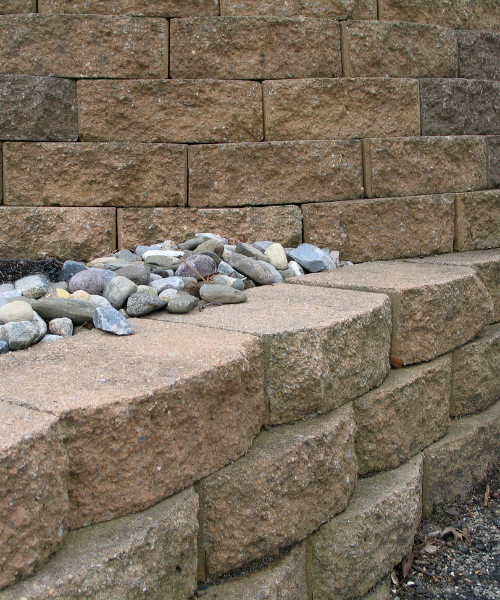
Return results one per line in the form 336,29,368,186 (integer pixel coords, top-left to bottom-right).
71,290,93,302
166,294,199,314
49,317,74,337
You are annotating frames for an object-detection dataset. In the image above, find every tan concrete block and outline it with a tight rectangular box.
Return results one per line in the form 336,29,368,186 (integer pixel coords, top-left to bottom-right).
354,356,451,476
458,31,500,81
0,207,116,261
38,0,218,17
198,405,357,579
221,0,376,19
188,140,363,208
196,544,308,599
263,78,420,141
0,0,34,13
286,261,494,365
309,454,423,600
360,576,391,600
0,401,68,590
0,488,198,600
149,283,391,425
4,142,187,207
343,20,457,78
0,319,264,528
78,79,263,143
455,190,500,252
365,136,488,199
303,195,454,264
423,399,500,517
171,17,340,80
117,205,303,249
0,15,166,79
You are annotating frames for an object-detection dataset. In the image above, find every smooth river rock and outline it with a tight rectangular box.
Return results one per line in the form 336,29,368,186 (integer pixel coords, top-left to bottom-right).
102,276,138,309
4,321,39,350
289,244,336,272
14,274,50,299
126,293,167,317
200,284,248,304
0,301,34,324
68,269,104,295
33,298,97,325
226,253,276,285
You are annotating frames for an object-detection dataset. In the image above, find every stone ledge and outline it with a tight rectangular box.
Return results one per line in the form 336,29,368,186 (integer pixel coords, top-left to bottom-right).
38,0,219,17
220,0,376,19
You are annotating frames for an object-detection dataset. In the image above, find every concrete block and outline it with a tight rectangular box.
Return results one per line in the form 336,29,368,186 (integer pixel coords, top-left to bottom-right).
0,0,34,13
458,30,500,81
455,190,500,252
39,0,219,17
220,0,376,19
487,136,500,188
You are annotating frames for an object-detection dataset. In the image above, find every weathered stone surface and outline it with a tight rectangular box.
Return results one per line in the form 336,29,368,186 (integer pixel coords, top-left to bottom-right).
171,17,340,80
220,0,376,19
78,79,263,143
287,261,493,365
117,205,303,249
303,195,454,263
0,319,264,528
33,298,98,325
189,139,363,207
421,79,500,136
310,455,423,600
39,0,218,17
0,207,116,261
487,136,500,188
0,1,35,13
0,488,198,600
455,190,500,251
354,356,451,475
0,15,166,78
3,142,187,207
0,401,68,589
263,78,420,140
423,400,500,517
0,75,77,141
458,31,500,81
343,20,457,78
198,405,357,579
196,544,308,599
149,283,390,424
365,136,487,198
361,577,392,600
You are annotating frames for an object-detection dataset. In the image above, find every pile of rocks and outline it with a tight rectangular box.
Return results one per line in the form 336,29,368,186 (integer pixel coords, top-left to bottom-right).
0,233,350,354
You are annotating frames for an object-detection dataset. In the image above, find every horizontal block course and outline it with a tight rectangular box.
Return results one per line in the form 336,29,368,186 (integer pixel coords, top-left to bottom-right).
0,15,167,79
188,140,363,208
4,142,187,207
458,30,500,81
263,78,420,141
170,17,341,80
487,136,500,188
0,0,35,12
220,0,376,19
38,0,218,17
78,79,263,143
342,20,458,79
455,189,500,252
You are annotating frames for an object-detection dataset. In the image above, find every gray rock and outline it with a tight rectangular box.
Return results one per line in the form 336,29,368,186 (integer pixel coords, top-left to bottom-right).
31,310,48,344
136,285,158,296
68,269,104,295
259,261,284,283
195,232,228,244
253,241,273,253
193,239,225,258
159,288,178,301
148,273,162,282
178,277,198,286
166,294,199,314
135,243,163,256
198,250,222,265
217,260,245,280
49,317,74,337
212,274,245,291
340,260,355,268
89,268,116,286
33,298,98,325
288,260,304,277
0,298,7,309
48,281,69,292
176,255,217,280
179,237,204,251
150,277,185,294
226,253,276,285
93,306,135,336
0,340,9,354
289,244,336,273
0,301,35,324
105,259,137,272
102,276,138,309
15,274,50,299
161,240,179,250
114,249,142,262
89,295,111,307
235,242,270,262
0,283,14,293
0,324,6,342
278,268,297,280
144,255,182,269
4,321,39,350
200,284,247,304
7,296,35,306
38,334,64,344
0,289,22,300
126,293,167,317
62,260,88,281
115,263,151,286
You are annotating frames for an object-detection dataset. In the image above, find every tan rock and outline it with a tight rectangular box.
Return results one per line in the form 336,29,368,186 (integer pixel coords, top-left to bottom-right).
0,319,264,528
302,195,454,263
4,142,187,207
263,78,420,141
343,20,457,78
188,139,363,207
171,17,341,79
310,455,423,600
0,301,34,323
78,79,263,143
197,405,357,579
149,283,391,425
264,243,288,270
117,205,303,249
45,288,71,299
0,0,35,13
354,356,451,475
220,0,376,19
70,290,92,302
0,401,68,590
0,488,198,600
0,15,166,78
360,576,391,600
286,261,494,365
0,207,116,261
455,190,500,252
38,0,219,17
423,399,500,517
365,136,487,198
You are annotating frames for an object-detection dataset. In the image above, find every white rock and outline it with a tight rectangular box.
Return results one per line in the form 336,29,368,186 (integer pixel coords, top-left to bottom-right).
195,232,229,244
264,243,288,270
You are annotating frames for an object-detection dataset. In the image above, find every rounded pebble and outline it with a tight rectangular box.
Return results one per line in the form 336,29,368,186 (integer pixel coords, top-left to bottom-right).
68,269,104,295
49,317,74,337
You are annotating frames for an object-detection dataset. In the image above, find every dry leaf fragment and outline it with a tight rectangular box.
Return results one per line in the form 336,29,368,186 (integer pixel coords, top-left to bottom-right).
445,507,461,518
402,552,416,579
391,569,400,586
439,526,464,542
484,484,491,507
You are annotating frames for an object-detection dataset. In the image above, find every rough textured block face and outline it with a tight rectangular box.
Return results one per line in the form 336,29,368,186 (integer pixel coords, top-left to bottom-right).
0,488,198,600
487,136,500,189
0,320,264,528
354,356,451,475
78,79,263,143
0,0,34,13
420,79,500,136
196,544,308,599
197,405,357,579
455,190,500,252
171,17,341,80
263,78,420,141
117,205,303,249
361,577,391,600
188,140,363,208
0,75,77,141
39,0,219,17
0,402,68,590
220,0,376,19
458,31,500,81
365,136,487,198
343,21,458,79
423,400,500,517
0,15,167,78
286,261,494,365
302,195,455,263
309,455,423,600
0,206,116,261
4,142,187,207
150,284,391,424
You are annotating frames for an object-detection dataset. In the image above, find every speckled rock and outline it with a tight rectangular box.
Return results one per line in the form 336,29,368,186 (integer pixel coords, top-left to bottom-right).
68,269,104,295
31,310,48,344
166,294,199,313
265,242,288,270
176,254,217,280
4,320,39,350
62,260,88,281
150,277,185,293
289,244,335,272
0,340,8,353
114,263,150,286
14,274,50,299
102,276,137,309
0,301,34,324
226,252,275,285
200,284,247,304
93,305,135,335
126,293,167,317
49,317,74,337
